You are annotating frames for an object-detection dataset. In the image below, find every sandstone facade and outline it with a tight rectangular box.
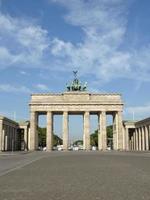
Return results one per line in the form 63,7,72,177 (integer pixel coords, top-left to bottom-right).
29,92,124,151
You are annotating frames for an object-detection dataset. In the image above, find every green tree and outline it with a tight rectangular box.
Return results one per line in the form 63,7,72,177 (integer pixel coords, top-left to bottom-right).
38,127,62,147
53,135,62,146
90,126,113,146
73,140,83,145
107,125,113,138
38,127,46,147
90,130,98,146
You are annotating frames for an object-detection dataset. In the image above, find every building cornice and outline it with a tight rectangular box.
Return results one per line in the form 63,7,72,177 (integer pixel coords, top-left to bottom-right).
0,115,19,125
29,103,124,106
31,92,122,96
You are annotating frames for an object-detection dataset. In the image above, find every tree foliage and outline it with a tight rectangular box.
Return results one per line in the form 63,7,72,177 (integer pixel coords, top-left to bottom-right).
73,140,83,145
38,127,62,147
38,125,113,147
53,135,63,146
90,126,113,147
90,130,98,146
107,125,113,138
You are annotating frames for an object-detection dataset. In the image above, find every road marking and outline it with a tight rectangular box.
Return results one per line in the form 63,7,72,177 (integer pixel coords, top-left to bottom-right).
0,154,49,177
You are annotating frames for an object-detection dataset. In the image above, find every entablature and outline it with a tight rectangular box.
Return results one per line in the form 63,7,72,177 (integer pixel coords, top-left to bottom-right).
30,92,123,105
30,104,123,112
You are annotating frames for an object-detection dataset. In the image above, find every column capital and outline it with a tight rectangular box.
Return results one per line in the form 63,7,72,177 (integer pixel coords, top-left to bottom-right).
99,111,106,114
84,111,90,116
47,111,53,116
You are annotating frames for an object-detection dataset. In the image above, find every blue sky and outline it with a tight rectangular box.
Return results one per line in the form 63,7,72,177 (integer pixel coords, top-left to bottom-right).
0,0,150,139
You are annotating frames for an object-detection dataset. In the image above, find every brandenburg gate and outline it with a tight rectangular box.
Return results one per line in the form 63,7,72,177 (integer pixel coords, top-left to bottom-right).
29,72,124,151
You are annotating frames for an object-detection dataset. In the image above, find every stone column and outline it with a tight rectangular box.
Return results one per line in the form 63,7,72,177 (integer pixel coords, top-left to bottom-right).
11,127,14,151
129,139,131,151
29,111,38,151
122,126,126,150
117,111,123,150
1,129,5,151
9,126,12,151
133,131,136,150
14,128,17,151
148,126,150,149
138,128,142,151
141,126,145,151
35,114,39,150
28,128,31,151
11,127,13,151
113,111,123,150
4,125,8,151
0,120,2,151
5,136,8,151
3,125,5,151
63,111,69,151
113,113,117,150
83,111,90,150
145,126,149,151
135,128,139,151
8,126,11,151
131,136,134,150
46,111,53,151
98,114,102,150
98,111,107,150
6,126,9,151
7,126,10,151
125,128,129,151
24,127,28,151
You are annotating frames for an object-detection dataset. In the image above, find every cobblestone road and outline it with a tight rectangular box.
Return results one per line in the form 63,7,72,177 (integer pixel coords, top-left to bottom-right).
0,151,150,200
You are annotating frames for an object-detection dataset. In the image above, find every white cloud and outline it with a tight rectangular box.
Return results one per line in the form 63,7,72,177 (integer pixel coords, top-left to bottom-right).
35,84,49,91
49,0,150,83
0,13,49,68
0,47,17,66
17,26,49,56
1,1,150,85
49,0,129,76
0,84,32,93
125,104,150,120
19,71,28,75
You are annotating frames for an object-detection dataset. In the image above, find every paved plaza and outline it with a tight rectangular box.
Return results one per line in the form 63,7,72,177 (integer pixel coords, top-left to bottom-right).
0,151,150,200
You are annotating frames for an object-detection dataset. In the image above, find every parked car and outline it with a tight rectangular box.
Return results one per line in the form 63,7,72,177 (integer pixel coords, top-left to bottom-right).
57,145,63,151
92,146,97,151
73,146,79,151
43,147,47,151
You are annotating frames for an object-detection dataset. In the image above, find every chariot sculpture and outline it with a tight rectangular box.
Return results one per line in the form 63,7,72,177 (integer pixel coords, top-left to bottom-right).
66,71,87,91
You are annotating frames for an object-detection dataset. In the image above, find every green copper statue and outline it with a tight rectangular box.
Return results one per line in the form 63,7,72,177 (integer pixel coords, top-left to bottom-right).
66,71,87,91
